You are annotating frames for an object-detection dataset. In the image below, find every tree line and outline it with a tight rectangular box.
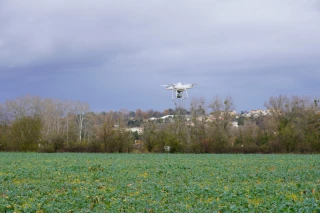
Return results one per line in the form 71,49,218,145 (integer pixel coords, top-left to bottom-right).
0,95,319,153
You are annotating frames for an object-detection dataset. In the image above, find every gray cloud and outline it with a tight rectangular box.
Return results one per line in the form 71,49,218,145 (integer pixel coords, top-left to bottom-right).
0,0,320,111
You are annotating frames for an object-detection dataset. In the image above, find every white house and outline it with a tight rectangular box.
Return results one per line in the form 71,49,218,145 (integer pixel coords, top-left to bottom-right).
126,127,144,135
231,121,239,128
160,115,174,120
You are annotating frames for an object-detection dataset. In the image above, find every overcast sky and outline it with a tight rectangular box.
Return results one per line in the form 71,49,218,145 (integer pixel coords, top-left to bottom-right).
0,0,319,112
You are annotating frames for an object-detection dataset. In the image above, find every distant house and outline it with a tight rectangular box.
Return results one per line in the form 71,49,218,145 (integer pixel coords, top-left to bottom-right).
250,109,271,116
219,111,237,116
250,109,263,114
241,109,271,118
126,127,144,135
229,111,237,116
147,115,174,123
160,115,174,120
231,121,239,128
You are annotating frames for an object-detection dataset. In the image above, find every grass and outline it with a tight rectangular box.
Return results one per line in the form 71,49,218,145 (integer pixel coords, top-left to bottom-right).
0,153,319,212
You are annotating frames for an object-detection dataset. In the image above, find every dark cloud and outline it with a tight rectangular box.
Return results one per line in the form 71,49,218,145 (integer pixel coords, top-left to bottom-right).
0,0,320,111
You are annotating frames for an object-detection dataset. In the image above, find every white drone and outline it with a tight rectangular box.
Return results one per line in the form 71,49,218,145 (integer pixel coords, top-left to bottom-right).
161,82,195,99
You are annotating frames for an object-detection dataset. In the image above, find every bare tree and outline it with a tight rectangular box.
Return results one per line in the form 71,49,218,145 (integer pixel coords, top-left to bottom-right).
234,120,262,149
100,112,116,152
61,100,75,145
189,97,207,152
41,98,64,140
209,96,235,124
74,101,89,142
0,103,8,125
119,108,129,121
5,95,42,120
142,121,157,152
135,109,147,121
83,112,96,142
264,95,318,152
207,96,236,152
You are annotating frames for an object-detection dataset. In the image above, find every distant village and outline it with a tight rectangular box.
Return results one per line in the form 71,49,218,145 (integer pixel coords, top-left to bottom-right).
126,109,273,135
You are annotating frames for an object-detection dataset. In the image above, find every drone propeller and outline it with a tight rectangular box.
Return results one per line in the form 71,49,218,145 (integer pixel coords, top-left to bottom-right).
161,84,175,87
182,83,196,88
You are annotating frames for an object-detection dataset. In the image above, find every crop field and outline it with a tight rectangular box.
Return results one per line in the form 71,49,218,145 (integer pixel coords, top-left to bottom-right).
0,153,319,212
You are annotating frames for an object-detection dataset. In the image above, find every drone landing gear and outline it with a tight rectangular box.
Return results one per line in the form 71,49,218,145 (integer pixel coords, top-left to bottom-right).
172,90,188,99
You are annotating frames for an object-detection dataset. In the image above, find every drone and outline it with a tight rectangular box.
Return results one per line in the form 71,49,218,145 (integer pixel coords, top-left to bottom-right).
161,82,195,99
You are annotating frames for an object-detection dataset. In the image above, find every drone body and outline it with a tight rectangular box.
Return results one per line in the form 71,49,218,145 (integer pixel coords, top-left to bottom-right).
161,82,195,99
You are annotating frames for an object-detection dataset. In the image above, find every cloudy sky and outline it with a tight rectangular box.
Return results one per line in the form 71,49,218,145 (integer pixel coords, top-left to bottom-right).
0,0,319,112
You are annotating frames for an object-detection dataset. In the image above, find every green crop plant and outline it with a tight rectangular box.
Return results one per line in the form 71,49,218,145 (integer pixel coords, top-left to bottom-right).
0,153,319,212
